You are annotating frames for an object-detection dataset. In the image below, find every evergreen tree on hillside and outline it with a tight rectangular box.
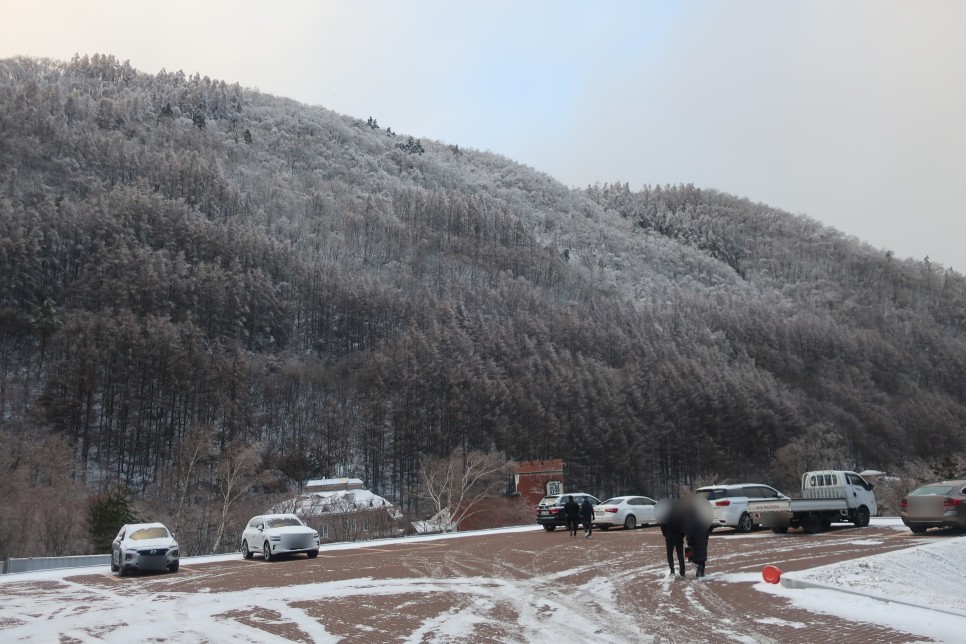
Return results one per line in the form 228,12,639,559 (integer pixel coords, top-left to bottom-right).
87,486,138,554
396,136,425,154
192,108,206,130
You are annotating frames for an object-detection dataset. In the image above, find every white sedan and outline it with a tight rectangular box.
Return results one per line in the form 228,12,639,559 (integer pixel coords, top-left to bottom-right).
593,496,658,530
242,514,320,561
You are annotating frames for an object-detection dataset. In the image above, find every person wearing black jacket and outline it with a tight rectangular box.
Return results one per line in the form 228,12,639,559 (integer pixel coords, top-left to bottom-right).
660,500,686,577
684,498,710,578
580,497,595,539
563,496,581,537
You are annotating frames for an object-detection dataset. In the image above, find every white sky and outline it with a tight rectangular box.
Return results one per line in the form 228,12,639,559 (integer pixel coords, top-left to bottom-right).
3,0,964,273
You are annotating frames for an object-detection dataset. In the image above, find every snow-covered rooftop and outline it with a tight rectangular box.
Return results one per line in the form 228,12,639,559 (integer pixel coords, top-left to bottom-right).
269,487,400,519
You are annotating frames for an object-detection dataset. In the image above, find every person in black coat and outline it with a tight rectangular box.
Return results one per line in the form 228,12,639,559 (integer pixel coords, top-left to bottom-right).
683,497,710,578
660,500,686,577
580,497,595,539
562,496,581,537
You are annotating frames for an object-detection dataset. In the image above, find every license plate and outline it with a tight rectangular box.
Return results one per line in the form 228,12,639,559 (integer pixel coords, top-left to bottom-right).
907,497,943,518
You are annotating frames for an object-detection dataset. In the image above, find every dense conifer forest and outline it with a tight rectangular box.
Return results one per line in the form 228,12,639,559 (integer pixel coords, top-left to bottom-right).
1,55,964,557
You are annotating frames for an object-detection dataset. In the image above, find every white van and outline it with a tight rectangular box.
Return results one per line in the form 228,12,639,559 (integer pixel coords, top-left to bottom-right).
695,483,789,533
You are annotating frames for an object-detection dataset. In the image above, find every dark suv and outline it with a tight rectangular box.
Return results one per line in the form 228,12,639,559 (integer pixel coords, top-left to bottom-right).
536,493,601,531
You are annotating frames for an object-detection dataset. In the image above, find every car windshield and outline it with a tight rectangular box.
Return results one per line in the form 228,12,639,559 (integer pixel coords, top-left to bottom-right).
129,527,170,540
695,489,727,501
910,485,955,496
600,498,624,506
266,517,303,528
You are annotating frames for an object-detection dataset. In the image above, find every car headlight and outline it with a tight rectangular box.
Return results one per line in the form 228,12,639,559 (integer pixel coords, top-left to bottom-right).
170,549,179,558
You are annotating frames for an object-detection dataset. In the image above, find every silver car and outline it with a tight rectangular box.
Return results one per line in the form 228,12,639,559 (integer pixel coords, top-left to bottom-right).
900,480,966,533
111,523,180,576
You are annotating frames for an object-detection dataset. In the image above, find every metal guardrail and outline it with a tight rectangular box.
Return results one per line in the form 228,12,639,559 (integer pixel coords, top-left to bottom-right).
4,554,111,574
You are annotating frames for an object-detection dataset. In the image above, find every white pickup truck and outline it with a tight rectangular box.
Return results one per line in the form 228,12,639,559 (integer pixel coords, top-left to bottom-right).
748,470,877,534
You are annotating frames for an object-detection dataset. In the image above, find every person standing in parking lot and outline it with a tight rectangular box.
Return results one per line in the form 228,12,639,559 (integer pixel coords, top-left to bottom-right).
563,496,581,537
660,499,686,577
684,497,710,578
580,497,595,539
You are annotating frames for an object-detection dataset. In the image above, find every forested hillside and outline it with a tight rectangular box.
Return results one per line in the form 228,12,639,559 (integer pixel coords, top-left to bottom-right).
1,55,964,557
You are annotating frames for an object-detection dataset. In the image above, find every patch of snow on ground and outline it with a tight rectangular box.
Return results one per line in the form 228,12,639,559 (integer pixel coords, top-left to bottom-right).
757,616,807,629
757,532,966,642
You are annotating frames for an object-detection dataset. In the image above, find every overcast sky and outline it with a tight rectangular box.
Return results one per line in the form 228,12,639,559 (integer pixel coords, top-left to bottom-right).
3,1,964,273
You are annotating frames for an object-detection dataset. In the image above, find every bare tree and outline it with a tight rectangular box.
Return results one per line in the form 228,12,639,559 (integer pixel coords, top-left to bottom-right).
419,450,508,532
38,484,87,556
169,424,216,538
0,430,89,559
211,441,266,553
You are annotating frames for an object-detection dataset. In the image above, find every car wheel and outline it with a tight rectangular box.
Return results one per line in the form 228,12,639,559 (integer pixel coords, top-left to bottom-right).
910,524,927,534
624,515,637,530
772,526,789,534
263,541,274,562
853,506,871,528
307,549,319,559
736,512,753,533
168,560,179,573
543,525,556,532
242,539,253,559
110,552,119,573
118,564,127,578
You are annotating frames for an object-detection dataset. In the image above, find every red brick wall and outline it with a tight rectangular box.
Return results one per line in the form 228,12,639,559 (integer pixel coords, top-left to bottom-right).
514,459,565,508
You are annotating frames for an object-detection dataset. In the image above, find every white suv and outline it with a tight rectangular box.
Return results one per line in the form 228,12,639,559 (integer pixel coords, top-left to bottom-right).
695,484,788,533
242,514,321,561
111,522,180,576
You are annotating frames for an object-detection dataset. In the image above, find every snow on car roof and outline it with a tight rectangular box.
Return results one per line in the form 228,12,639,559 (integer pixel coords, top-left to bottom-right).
124,522,168,530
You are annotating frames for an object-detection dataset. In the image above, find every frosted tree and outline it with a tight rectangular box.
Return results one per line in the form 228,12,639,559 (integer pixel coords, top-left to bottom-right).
211,441,267,553
419,450,508,532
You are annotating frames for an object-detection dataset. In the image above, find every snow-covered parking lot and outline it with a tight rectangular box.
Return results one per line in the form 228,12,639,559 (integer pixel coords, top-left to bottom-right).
1,518,963,642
